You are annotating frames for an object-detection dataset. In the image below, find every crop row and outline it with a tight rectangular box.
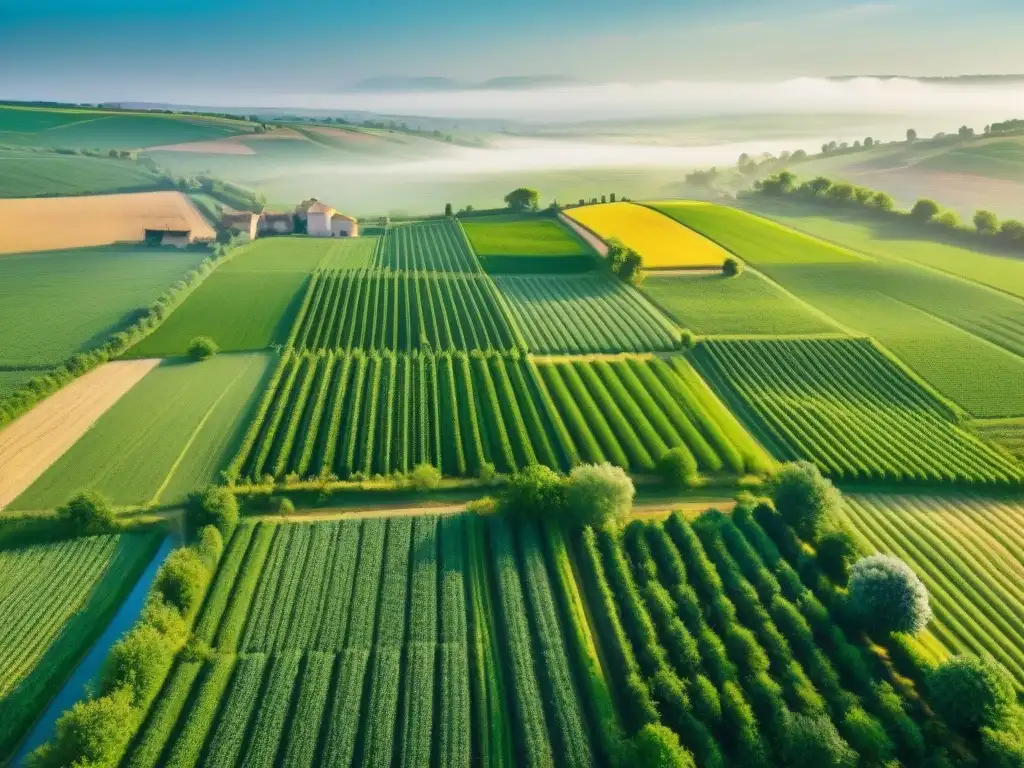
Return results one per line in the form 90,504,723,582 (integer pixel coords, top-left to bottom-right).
290,267,519,352
495,273,682,354
374,219,481,273
126,514,616,768
574,507,942,767
693,337,1024,484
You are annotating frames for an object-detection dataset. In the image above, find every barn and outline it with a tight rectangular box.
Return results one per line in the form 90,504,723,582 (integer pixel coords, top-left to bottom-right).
303,199,359,238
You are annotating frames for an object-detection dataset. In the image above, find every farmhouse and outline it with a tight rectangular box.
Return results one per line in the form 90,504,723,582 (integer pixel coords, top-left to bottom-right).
259,212,295,235
221,210,259,240
299,198,359,238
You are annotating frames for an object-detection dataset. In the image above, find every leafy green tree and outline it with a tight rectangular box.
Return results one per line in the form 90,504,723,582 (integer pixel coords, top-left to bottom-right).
1000,219,1024,243
57,490,117,535
631,724,697,768
444,202,453,217
906,128,918,142
499,464,565,521
910,199,941,221
566,463,634,528
816,528,858,585
187,336,218,361
802,177,832,197
934,210,961,228
784,712,857,768
658,447,698,489
871,192,895,211
504,187,540,211
864,137,874,147
929,655,1017,731
410,463,442,490
102,623,175,704
28,687,135,767
770,461,840,542
722,256,743,277
974,209,1000,234
848,554,931,634
186,485,238,537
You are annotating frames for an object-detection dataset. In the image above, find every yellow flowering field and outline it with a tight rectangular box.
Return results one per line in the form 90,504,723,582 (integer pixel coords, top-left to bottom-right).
564,202,729,268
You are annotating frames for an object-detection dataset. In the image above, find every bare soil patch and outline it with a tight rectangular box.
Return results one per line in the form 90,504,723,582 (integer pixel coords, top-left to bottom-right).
0,359,159,510
0,191,215,254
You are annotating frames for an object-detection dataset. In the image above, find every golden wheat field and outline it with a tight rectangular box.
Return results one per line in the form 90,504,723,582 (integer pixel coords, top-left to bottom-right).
0,191,216,255
564,201,729,268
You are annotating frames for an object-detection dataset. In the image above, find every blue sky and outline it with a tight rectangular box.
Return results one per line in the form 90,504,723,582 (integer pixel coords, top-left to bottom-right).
2,0,1023,103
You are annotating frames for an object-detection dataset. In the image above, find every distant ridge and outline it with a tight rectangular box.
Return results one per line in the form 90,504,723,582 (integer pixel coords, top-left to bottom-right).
346,75,581,92
828,74,1024,83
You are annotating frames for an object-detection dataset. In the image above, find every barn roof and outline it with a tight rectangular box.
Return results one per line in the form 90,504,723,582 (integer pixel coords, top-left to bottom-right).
332,212,356,222
306,201,334,215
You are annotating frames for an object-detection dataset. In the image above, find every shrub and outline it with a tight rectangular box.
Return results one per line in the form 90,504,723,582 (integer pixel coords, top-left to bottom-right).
722,256,743,277
679,329,696,349
499,464,565,521
139,597,189,646
658,447,699,489
271,496,295,515
816,528,858,585
187,336,218,361
28,686,135,768
784,712,857,768
101,623,176,705
565,463,634,528
56,490,117,535
186,485,238,537
934,210,961,229
467,496,498,516
410,463,442,491
631,723,697,768
770,461,840,542
982,716,1024,768
196,524,223,569
842,706,894,764
848,554,931,635
153,547,209,616
910,199,940,221
929,655,1017,732
690,675,722,726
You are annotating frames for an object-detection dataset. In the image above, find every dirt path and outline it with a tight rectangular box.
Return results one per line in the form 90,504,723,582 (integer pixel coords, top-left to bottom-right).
247,496,736,523
0,359,160,511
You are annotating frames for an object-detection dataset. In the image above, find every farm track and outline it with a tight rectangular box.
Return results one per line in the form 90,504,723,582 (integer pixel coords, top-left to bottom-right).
0,359,158,510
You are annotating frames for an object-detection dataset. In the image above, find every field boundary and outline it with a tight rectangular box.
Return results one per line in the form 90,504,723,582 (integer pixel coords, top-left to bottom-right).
0,359,160,511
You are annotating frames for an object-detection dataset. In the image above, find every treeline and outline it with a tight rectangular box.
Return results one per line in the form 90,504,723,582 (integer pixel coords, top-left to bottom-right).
0,235,249,430
751,170,1024,249
173,175,266,213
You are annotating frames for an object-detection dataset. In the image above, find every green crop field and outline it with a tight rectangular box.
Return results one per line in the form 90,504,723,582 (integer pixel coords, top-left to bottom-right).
973,418,1024,462
315,236,379,269
0,105,251,150
289,268,519,352
642,270,841,336
216,238,348,274
462,214,596,273
228,350,768,481
837,494,1024,688
648,202,1024,417
0,531,162,759
0,246,209,367
0,148,169,198
746,199,1024,301
128,270,309,357
374,220,480,272
692,337,1023,484
122,514,611,768
11,354,273,510
0,370,42,397
647,201,864,264
495,274,681,353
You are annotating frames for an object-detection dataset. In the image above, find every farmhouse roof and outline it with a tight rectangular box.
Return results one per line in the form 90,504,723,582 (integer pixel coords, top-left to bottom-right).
306,201,334,215
222,211,257,224
260,212,293,223
332,212,356,222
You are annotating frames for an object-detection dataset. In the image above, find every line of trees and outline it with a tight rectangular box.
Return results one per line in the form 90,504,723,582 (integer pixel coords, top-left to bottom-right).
751,171,1024,249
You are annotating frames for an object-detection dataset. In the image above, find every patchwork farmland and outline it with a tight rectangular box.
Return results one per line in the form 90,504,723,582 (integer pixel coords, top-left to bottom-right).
2,171,1024,768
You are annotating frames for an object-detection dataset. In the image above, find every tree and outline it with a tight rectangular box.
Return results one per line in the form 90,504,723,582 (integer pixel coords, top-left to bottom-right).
57,490,117,535
722,256,743,277
607,238,644,284
816,528,859,585
770,461,840,542
610,193,617,202
864,137,874,147
153,547,208,615
958,125,975,139
504,187,540,211
784,712,857,768
934,210,960,229
974,209,999,234
910,199,940,222
186,485,238,537
102,623,175,704
601,194,607,204
848,554,931,634
827,183,856,204
1000,219,1024,244
187,336,218,362
658,447,698,489
871,192,895,211
410,463,442,491
906,128,918,142
802,177,832,197
929,655,1017,732
444,202,453,217
757,171,795,195
565,463,634,528
631,723,697,768
29,686,135,767
499,464,565,521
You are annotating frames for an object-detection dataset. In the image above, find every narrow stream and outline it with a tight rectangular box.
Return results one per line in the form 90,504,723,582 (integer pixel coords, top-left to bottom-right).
13,535,175,765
